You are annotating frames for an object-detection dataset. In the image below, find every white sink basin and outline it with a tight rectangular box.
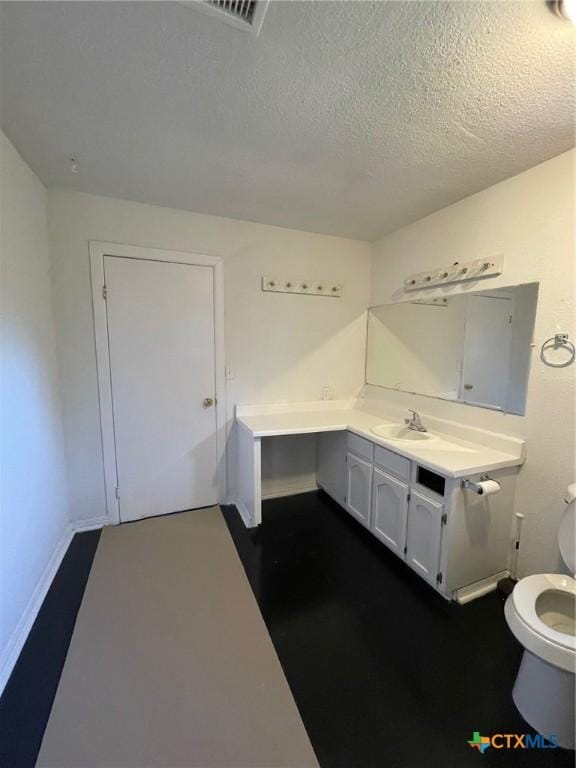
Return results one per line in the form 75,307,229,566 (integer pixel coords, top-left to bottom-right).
370,424,432,442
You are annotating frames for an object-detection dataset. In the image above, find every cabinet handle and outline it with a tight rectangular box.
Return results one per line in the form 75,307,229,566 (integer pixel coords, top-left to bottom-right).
203,397,214,408
463,384,473,390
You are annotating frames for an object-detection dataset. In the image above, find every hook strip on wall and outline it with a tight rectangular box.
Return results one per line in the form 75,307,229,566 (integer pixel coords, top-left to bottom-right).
262,276,342,297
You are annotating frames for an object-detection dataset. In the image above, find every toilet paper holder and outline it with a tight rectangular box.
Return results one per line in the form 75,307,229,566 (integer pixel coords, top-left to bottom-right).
461,475,498,495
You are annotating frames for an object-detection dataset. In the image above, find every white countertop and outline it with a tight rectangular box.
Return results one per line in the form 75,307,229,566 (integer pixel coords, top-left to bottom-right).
236,404,525,478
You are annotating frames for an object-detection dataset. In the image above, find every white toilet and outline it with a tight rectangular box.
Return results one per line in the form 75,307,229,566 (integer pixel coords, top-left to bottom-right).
505,484,576,749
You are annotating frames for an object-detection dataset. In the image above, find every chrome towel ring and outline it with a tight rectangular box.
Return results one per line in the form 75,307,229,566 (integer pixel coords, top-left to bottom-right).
540,333,575,368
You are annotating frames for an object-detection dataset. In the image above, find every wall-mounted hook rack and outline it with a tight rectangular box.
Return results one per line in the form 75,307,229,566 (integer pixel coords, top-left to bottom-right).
262,276,342,297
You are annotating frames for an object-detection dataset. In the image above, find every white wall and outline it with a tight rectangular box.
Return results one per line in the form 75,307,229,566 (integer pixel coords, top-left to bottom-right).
47,190,371,523
0,135,70,689
369,150,576,578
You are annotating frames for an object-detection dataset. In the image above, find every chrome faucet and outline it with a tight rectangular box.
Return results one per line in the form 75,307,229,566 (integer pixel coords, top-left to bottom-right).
405,409,427,432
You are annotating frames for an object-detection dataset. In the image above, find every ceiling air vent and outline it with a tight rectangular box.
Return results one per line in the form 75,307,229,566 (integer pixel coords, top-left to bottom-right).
208,0,257,24
179,0,269,35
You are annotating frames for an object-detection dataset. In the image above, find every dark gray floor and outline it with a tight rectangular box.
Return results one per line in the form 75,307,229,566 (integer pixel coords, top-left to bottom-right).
0,529,101,768
1,492,573,767
223,490,574,768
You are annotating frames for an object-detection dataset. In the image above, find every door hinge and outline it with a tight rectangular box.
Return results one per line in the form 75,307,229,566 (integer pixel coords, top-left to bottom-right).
115,486,120,500
407,492,411,501
441,513,447,526
403,545,407,555
102,284,108,300
436,572,443,585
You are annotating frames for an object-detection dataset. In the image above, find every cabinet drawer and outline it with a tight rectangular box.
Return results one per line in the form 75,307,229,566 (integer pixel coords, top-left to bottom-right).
374,444,410,482
347,432,374,461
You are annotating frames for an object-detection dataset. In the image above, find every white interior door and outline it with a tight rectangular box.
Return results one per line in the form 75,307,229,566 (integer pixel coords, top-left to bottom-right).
460,295,513,409
104,256,217,523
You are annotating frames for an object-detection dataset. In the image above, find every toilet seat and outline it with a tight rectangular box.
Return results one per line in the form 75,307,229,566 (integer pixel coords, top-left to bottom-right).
505,574,576,672
513,574,576,645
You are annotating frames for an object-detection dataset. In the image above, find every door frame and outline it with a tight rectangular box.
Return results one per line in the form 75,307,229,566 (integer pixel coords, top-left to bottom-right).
90,241,226,525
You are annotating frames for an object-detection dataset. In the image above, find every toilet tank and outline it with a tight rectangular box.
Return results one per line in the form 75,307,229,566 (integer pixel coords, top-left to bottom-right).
559,484,575,574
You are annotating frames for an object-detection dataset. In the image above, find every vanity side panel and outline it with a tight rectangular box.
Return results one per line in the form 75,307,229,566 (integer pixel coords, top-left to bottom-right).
237,425,261,527
442,467,517,592
317,430,347,508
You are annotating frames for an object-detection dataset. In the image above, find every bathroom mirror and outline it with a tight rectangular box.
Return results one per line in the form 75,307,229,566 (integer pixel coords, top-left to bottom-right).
366,283,539,415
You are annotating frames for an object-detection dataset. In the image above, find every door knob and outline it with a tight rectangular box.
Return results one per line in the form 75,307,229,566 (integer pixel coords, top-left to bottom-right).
203,397,214,408
463,384,474,390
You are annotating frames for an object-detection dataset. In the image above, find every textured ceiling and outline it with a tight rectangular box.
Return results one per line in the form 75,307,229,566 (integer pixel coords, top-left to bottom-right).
1,1,574,241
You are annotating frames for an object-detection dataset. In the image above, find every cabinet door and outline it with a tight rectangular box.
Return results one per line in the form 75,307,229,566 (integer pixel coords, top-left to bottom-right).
371,467,409,557
346,452,373,528
405,490,444,586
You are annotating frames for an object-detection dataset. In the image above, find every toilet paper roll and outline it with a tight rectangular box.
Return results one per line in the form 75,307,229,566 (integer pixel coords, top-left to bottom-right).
476,479,500,496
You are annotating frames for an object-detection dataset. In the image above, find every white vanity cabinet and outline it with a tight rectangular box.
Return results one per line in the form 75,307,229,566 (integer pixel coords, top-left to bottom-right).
317,429,517,602
237,401,524,602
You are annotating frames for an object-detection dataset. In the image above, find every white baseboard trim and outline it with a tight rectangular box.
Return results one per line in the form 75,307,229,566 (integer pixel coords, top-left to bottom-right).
455,570,509,605
74,516,110,533
261,481,319,501
236,500,257,529
316,483,345,508
0,524,73,695
0,516,107,696
230,484,319,528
